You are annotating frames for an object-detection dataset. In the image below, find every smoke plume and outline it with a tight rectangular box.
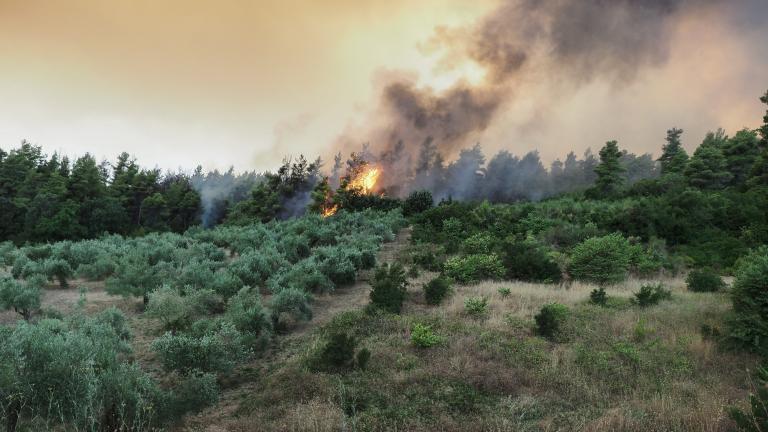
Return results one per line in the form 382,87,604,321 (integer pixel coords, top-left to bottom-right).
338,0,721,194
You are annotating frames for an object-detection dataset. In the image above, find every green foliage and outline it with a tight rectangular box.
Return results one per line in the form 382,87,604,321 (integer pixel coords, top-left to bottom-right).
145,286,194,333
727,249,768,355
632,283,672,307
423,276,452,305
151,322,247,375
587,140,625,198
497,286,511,298
685,130,731,190
270,287,313,328
502,238,562,283
590,287,607,306
356,347,371,370
729,364,768,431
568,233,631,286
411,323,442,348
167,372,220,418
402,190,434,216
464,296,489,318
443,254,505,284
658,128,689,175
311,332,357,373
225,287,271,342
369,263,408,313
461,232,494,255
0,276,41,321
535,303,569,340
686,268,725,292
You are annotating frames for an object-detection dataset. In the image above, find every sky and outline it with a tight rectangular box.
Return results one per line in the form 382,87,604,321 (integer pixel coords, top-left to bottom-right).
0,0,766,173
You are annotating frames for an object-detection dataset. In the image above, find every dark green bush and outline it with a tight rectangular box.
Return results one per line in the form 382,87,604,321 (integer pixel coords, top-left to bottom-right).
151,323,246,375
535,303,569,339
402,190,433,216
727,250,768,355
502,238,562,283
356,347,371,370
167,372,219,418
632,283,672,307
464,296,489,318
423,276,452,305
443,254,505,284
568,233,631,286
369,263,408,313
686,268,725,292
589,287,607,306
313,332,357,372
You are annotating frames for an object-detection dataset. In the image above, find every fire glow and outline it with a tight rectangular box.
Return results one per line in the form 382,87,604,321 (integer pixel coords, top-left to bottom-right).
348,166,381,194
320,165,382,218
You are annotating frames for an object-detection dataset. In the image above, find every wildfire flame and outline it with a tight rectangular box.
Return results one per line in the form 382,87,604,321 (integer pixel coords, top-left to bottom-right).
348,166,380,194
321,203,338,218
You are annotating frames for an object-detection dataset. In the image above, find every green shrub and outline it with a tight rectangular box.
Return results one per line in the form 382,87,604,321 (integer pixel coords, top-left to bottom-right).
502,238,562,283
497,287,511,298
41,258,74,289
568,233,631,286
727,250,768,355
443,254,505,284
356,348,371,370
461,233,494,255
423,276,452,305
146,286,193,333
312,332,357,372
269,287,313,328
464,296,489,318
369,263,408,313
409,243,446,271
151,323,246,375
225,287,271,341
686,268,725,292
402,190,433,216
0,276,41,321
535,303,569,339
411,323,441,348
167,372,219,418
589,287,607,306
632,283,672,307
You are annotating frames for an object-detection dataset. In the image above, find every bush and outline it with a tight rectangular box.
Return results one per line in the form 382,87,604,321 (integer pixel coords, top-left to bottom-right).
167,372,219,418
535,303,569,339
568,233,631,286
464,296,489,318
225,287,271,342
502,238,562,283
497,287,511,298
423,276,452,305
589,287,607,306
151,323,246,375
686,268,725,292
356,348,371,370
632,283,672,307
727,250,768,355
41,258,74,289
312,332,357,372
269,288,313,328
443,254,505,284
409,243,446,271
461,233,494,255
369,263,408,313
146,286,193,333
0,276,41,321
411,323,441,348
402,190,433,216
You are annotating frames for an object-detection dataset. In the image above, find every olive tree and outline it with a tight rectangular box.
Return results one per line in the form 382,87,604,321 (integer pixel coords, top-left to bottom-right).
0,276,41,321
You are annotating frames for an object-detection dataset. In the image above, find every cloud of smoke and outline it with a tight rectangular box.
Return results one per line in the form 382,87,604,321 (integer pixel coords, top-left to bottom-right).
337,0,726,194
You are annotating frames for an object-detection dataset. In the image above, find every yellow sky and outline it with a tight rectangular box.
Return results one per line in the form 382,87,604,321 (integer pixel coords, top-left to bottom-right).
0,0,765,171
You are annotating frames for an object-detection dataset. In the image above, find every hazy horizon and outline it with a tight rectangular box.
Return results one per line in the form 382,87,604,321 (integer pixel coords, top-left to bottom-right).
1,0,766,173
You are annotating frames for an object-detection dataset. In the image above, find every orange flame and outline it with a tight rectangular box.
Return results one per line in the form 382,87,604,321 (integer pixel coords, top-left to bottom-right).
321,203,338,218
348,166,380,194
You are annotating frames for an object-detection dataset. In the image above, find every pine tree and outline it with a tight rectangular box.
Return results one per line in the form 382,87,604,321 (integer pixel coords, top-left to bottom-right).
589,140,625,198
722,128,761,187
658,128,689,175
685,130,731,190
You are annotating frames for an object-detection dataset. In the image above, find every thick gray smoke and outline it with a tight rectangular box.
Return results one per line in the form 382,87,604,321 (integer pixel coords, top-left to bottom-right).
343,0,719,194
